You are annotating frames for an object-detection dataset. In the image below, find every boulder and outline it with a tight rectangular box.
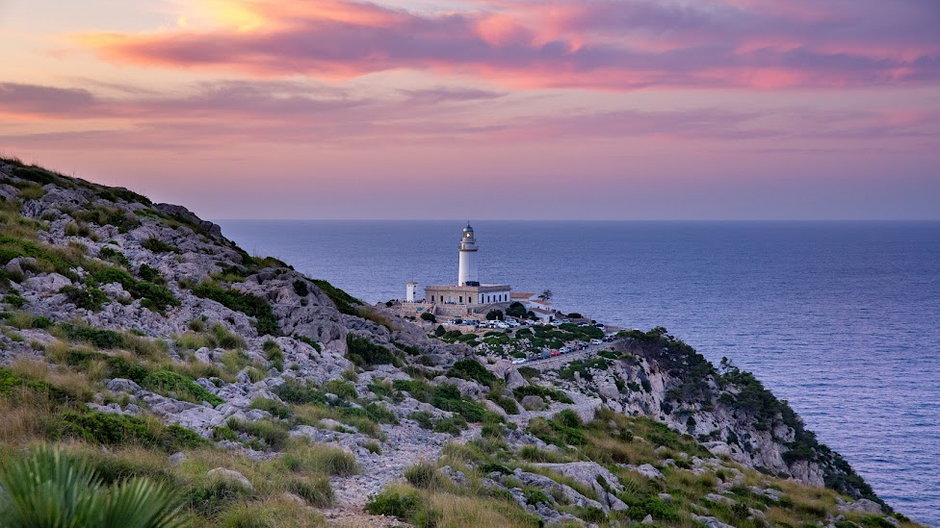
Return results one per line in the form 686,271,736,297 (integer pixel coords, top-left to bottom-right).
510,468,606,511
207,468,254,491
106,378,142,393
634,464,664,480
521,395,546,411
839,498,883,514
692,515,736,528
23,273,72,294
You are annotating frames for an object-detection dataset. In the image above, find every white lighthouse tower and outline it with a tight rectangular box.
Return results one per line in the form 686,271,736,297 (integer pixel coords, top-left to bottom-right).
457,223,478,286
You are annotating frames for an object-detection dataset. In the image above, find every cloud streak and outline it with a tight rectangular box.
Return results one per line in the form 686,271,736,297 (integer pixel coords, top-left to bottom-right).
77,0,940,90
2,81,935,154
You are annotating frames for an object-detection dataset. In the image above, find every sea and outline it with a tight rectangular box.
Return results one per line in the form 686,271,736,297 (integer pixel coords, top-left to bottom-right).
217,220,940,526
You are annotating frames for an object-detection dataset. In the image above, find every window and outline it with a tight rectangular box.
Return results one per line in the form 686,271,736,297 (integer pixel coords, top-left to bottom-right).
459,296,463,303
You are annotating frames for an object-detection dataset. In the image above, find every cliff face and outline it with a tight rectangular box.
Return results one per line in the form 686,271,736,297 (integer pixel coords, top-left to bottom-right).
534,329,877,502
0,158,914,528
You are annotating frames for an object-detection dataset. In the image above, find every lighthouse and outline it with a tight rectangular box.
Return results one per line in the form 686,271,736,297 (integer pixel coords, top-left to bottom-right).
457,223,478,286
423,223,510,310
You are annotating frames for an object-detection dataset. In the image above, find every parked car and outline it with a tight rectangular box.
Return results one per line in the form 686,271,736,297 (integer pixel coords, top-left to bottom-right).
550,350,561,357
590,338,603,345
511,357,526,365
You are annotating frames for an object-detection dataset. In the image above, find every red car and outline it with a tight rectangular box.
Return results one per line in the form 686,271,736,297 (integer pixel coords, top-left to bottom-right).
550,350,561,357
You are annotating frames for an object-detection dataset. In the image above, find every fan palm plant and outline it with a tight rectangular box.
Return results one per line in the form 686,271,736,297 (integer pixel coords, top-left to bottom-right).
0,446,188,528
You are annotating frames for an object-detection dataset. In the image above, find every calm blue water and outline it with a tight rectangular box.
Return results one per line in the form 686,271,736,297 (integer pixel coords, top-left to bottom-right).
218,220,940,525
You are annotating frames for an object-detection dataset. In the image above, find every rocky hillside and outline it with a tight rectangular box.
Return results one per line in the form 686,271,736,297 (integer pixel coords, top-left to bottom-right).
0,157,922,528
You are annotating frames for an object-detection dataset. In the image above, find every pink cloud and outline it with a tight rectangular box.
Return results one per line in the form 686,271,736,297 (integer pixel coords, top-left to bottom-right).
74,0,940,91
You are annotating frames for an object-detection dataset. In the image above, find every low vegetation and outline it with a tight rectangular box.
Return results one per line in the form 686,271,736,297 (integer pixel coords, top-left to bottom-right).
190,280,279,336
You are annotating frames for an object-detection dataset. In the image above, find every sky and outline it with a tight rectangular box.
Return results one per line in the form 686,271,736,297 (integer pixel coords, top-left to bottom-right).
0,0,938,220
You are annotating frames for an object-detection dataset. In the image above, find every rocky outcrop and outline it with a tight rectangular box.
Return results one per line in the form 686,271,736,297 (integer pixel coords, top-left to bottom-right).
0,158,889,523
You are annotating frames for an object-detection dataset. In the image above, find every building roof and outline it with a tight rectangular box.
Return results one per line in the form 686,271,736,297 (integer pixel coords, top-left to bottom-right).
511,292,534,299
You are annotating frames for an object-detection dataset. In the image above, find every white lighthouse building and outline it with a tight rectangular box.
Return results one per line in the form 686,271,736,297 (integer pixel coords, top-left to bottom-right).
420,223,511,313
457,223,478,286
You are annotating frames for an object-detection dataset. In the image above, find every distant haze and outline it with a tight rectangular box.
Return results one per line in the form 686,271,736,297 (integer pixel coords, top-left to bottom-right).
1,0,938,220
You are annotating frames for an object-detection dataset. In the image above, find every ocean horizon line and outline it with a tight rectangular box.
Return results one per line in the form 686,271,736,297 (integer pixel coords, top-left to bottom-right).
212,218,940,223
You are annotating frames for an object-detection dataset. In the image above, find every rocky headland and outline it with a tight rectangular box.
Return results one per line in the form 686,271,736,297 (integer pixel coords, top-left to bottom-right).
0,157,922,528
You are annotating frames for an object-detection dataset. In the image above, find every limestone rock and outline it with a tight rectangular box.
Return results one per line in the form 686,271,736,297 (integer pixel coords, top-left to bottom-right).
23,273,72,294
207,468,254,491
633,464,664,480
521,395,546,411
838,498,882,514
692,515,736,528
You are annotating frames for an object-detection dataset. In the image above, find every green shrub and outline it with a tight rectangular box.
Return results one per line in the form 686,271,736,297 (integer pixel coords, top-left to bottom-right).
11,164,59,185
294,335,321,351
365,484,423,520
212,426,239,442
322,379,358,400
433,416,467,435
517,445,566,463
404,461,445,489
249,397,292,419
137,264,164,283
0,235,86,281
59,410,205,451
430,384,494,423
60,285,109,311
191,281,278,336
555,409,582,428
133,281,179,312
226,418,289,450
284,445,359,476
506,302,527,318
31,316,52,328
99,246,131,267
263,340,284,371
274,379,327,405
489,394,519,415
420,312,436,322
188,476,251,517
310,279,360,315
524,488,553,505
513,385,573,404
446,358,497,388
622,495,680,521
345,334,400,367
141,237,178,253
141,370,224,406
289,475,333,507
3,294,26,308
0,367,75,402
74,205,141,232
59,323,124,348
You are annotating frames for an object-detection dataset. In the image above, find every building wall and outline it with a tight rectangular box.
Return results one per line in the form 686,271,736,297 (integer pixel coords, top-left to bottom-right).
425,285,511,306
